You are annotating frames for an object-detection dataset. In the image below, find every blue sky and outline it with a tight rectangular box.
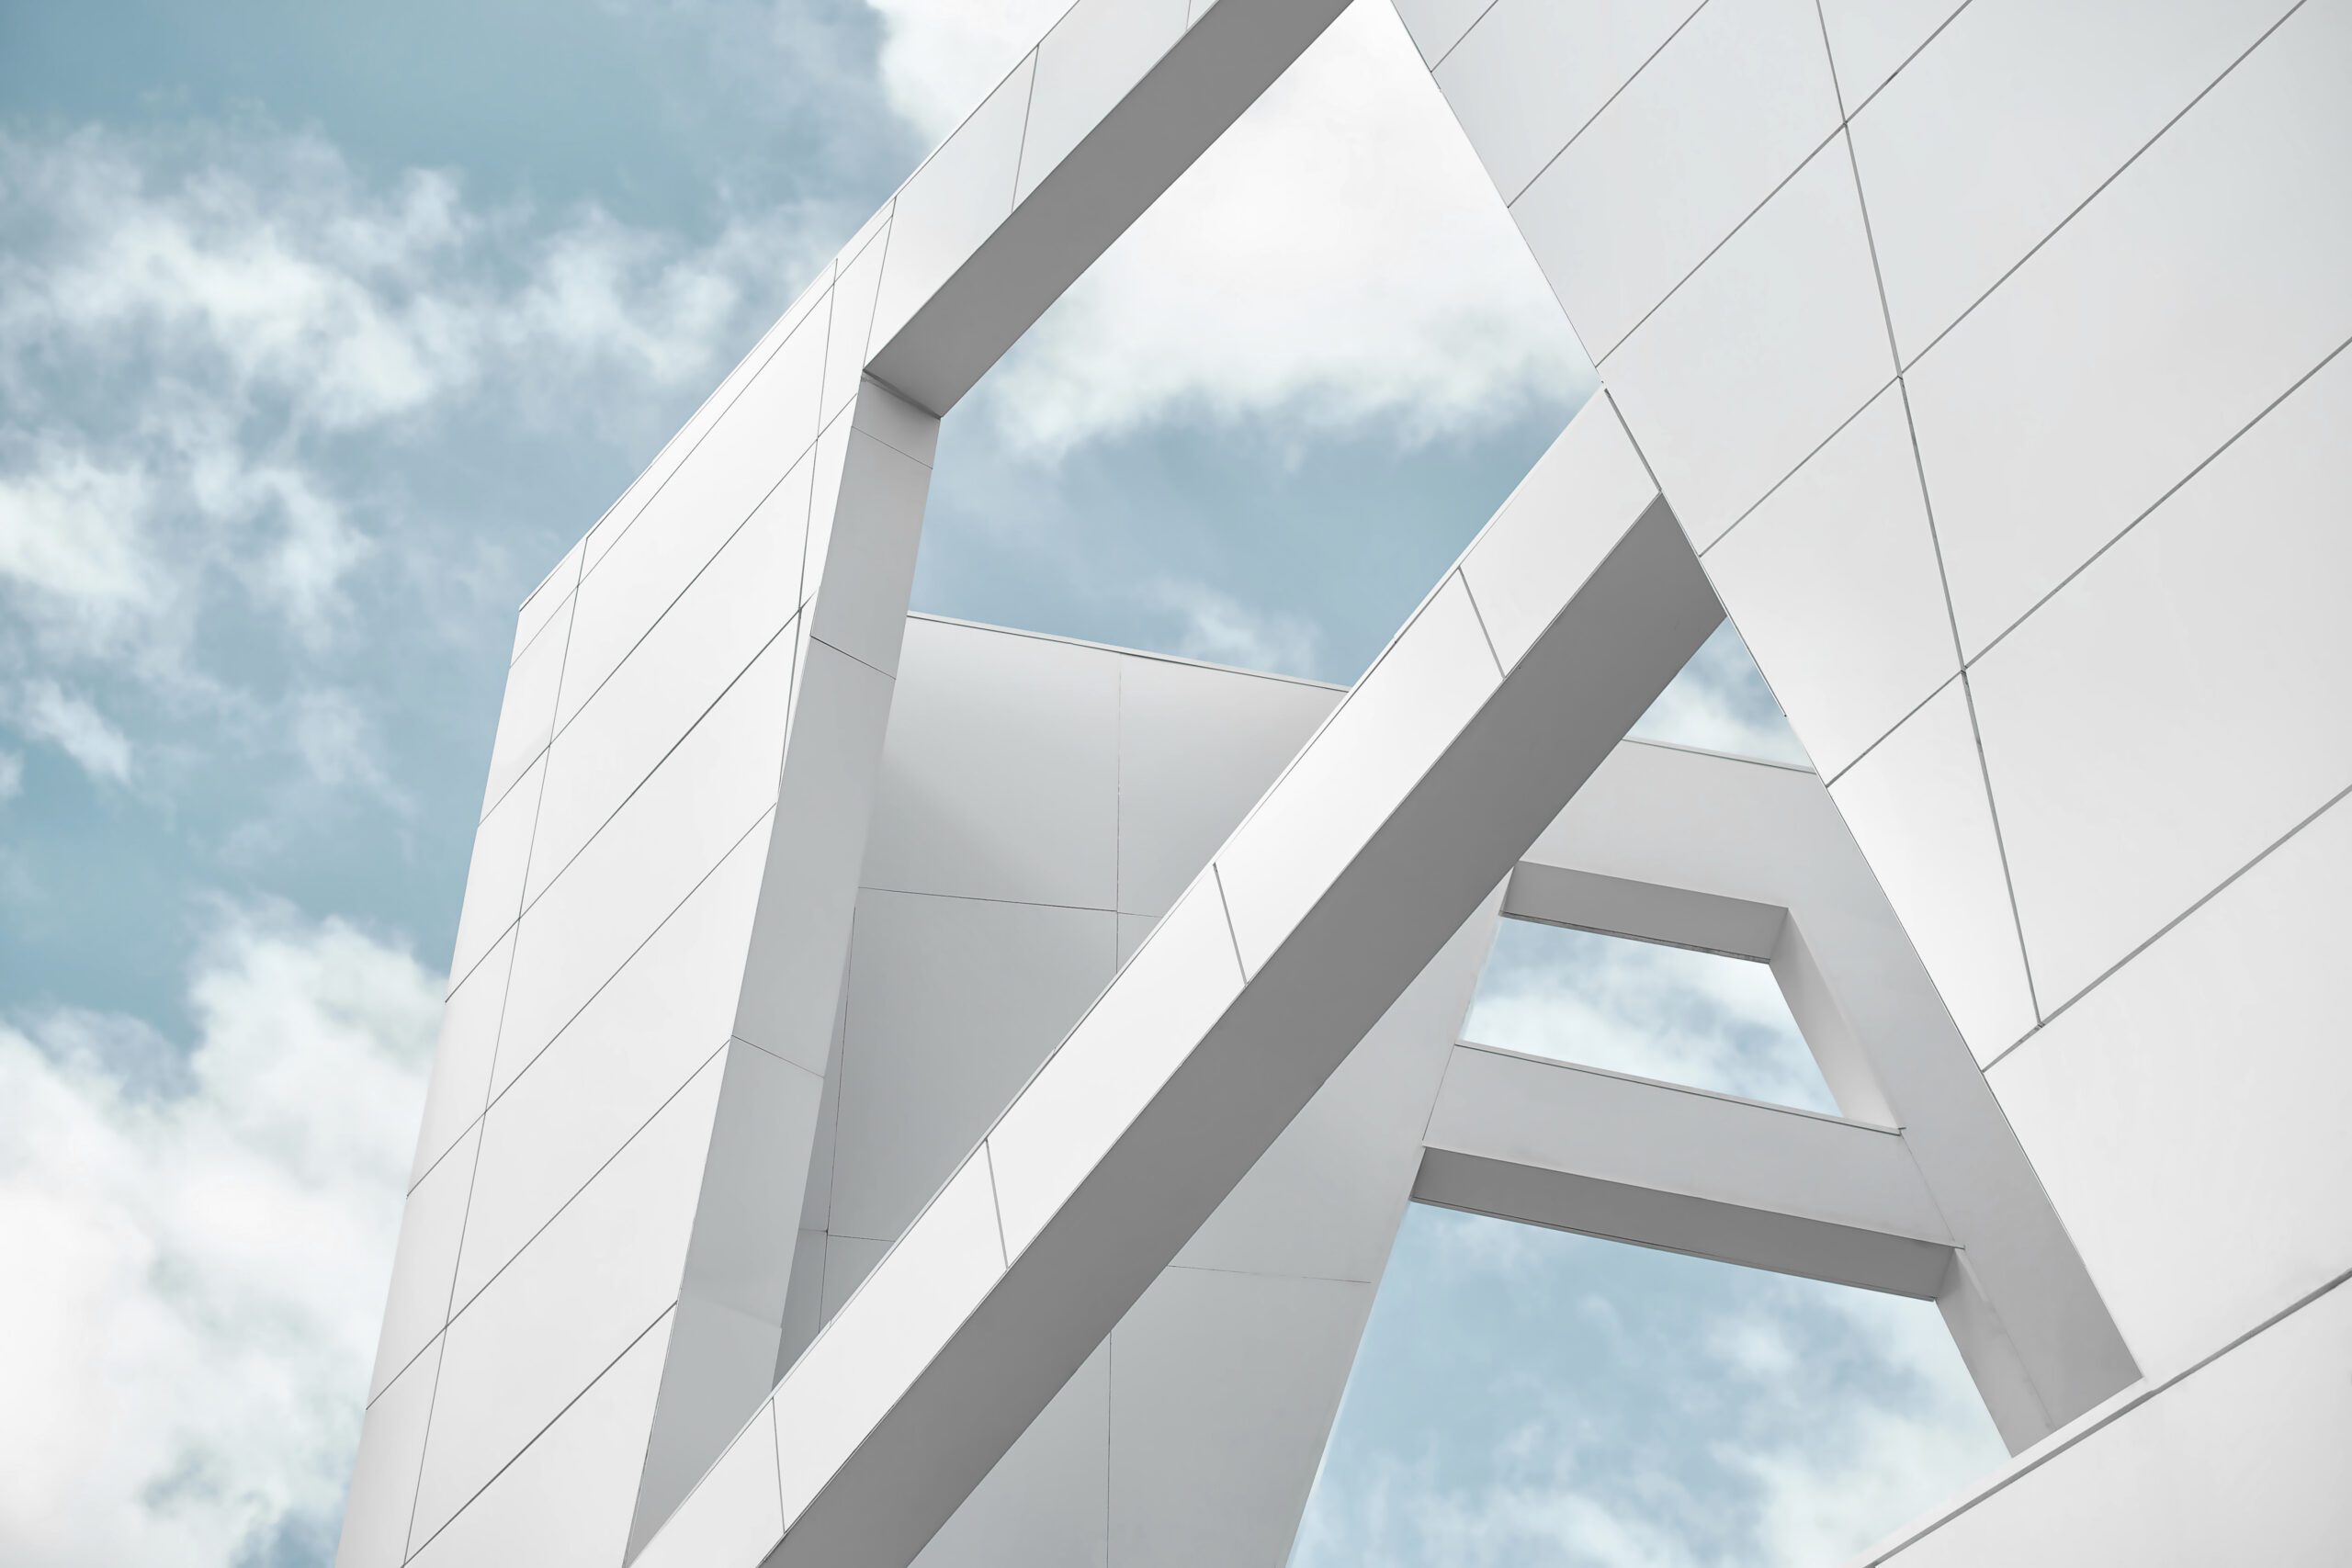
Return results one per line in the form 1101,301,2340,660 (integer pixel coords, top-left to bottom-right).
0,2,1997,1562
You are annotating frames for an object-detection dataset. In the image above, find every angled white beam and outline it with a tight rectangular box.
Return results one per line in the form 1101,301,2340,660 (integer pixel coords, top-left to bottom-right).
1415,1043,1954,1298
866,0,1354,414
634,398,1719,1567
1505,856,1786,961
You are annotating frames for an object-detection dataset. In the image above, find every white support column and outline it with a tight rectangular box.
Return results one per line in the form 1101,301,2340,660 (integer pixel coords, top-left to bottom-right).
628,377,942,1553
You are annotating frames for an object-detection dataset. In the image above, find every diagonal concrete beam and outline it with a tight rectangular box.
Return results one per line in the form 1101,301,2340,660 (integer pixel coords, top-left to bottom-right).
635,397,1718,1566
1415,1043,1954,1297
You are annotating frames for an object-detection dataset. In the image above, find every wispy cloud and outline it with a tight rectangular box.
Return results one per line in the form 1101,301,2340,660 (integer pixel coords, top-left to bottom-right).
0,118,843,841
1148,578,1322,675
1464,919,1836,1113
0,903,440,1568
8,678,134,785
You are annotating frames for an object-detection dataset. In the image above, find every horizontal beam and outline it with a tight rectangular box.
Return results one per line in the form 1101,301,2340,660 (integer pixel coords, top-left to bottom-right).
1504,856,1787,961
1416,1044,1954,1298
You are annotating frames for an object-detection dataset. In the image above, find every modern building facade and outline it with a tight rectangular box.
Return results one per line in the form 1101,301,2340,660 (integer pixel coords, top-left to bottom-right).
336,1,2352,1563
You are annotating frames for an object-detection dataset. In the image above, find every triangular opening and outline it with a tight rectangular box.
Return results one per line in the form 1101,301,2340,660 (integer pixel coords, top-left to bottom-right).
1633,618,1812,768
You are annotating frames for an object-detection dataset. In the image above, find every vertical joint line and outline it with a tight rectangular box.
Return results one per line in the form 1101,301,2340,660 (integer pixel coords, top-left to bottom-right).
1210,863,1251,983
981,1141,1012,1269
1011,49,1042,209
1958,671,2043,1022
1457,570,1509,678
1604,389,1663,494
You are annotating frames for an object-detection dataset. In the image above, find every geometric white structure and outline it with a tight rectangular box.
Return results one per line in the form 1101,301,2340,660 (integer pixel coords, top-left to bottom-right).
338,0,2352,1563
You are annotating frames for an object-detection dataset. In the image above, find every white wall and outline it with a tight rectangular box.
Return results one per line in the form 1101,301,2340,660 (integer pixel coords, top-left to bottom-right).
1418,0,2352,1553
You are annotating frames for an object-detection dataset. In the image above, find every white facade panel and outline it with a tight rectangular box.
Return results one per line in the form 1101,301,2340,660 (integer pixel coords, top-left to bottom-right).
334,1333,439,1568
818,233,890,431
494,634,789,1078
409,1056,725,1544
407,1310,676,1568
345,0,2352,1556
576,320,825,687
634,1400,784,1568
481,600,566,818
1815,0,1964,107
1435,0,1703,207
1600,137,1894,549
511,538,581,662
1114,657,1334,919
1969,344,2352,1007
454,825,771,1306
582,266,834,574
1990,795,2352,1379
527,509,798,904
1704,383,1957,780
1106,1267,1372,1568
829,888,1114,1243
863,618,1120,909
1390,0,1495,65
560,418,815,736
367,1122,475,1403
444,753,540,994
1905,0,2352,657
409,927,510,1188
799,420,935,677
1510,0,1842,357
725,627,899,1078
1852,0,2296,363
819,1234,890,1322
1828,679,2037,1062
846,371,940,465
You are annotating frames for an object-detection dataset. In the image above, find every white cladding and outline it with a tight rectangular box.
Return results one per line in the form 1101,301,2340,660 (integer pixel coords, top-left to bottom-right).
1421,0,2352,1557
340,0,2352,1562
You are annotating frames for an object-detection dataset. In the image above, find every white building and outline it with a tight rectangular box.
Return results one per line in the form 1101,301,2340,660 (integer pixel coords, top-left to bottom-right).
336,1,2352,1562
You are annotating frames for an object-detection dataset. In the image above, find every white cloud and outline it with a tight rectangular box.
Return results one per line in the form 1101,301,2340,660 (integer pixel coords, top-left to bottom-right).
0,124,831,678
865,0,1589,455
1149,578,1322,675
9,678,134,784
1295,1222,2005,1568
1463,921,1836,1113
0,750,21,800
0,441,164,656
0,904,440,1567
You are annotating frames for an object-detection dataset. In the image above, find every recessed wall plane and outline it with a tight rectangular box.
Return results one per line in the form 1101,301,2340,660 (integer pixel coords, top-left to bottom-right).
336,1,2352,1564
